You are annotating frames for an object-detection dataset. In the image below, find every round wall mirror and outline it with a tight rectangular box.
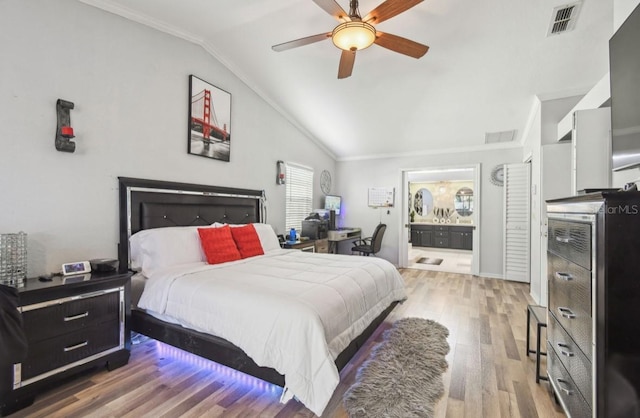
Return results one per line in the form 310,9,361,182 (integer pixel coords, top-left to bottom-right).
413,188,434,216
454,187,474,217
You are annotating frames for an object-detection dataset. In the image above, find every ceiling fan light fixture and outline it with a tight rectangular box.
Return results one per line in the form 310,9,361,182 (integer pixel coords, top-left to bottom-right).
332,21,376,51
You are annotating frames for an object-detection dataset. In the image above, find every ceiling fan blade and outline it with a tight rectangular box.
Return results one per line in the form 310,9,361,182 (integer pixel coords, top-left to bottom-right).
374,32,429,58
312,0,351,21
272,33,332,52
364,0,423,25
338,50,356,79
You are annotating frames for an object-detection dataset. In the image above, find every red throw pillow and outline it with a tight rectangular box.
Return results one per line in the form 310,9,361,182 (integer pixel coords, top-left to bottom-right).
230,224,264,259
198,225,241,264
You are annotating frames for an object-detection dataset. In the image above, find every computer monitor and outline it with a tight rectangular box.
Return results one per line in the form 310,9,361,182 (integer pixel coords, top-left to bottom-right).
324,195,341,216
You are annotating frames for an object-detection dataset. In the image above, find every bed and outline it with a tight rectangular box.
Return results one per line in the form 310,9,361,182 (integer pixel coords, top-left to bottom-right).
118,177,406,415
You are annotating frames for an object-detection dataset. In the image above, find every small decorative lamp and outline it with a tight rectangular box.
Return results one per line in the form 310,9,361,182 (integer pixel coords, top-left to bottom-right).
0,232,27,287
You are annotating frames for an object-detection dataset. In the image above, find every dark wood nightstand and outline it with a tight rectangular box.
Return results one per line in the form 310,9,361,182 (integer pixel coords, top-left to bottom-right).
0,271,132,416
282,240,316,252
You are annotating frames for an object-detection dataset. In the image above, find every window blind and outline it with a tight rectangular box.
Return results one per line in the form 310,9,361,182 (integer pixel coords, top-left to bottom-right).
285,163,314,232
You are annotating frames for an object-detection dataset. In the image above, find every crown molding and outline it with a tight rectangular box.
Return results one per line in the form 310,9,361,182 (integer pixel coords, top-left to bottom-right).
77,0,337,161
78,0,203,44
336,141,523,162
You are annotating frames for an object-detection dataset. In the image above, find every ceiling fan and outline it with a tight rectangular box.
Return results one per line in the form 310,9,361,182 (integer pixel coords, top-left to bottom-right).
272,0,429,79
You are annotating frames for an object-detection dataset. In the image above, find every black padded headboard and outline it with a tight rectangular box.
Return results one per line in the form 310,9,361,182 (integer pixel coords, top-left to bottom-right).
118,177,265,272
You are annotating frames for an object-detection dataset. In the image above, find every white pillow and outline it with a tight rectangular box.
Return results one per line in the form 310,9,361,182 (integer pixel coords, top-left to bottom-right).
129,226,211,276
252,223,281,253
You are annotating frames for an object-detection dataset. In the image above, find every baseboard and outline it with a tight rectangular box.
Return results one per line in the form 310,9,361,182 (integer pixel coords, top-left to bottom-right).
478,272,504,280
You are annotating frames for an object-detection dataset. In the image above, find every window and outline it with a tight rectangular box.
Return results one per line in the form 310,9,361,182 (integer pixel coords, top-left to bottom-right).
285,163,314,232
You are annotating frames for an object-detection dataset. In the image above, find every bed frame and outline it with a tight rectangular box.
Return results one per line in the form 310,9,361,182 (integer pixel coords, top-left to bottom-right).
118,177,397,387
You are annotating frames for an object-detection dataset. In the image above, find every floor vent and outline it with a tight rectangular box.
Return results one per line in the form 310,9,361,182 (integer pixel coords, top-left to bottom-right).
547,1,582,36
485,130,517,144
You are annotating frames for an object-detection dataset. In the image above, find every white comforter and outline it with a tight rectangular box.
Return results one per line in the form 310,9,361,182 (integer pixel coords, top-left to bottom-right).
137,249,406,416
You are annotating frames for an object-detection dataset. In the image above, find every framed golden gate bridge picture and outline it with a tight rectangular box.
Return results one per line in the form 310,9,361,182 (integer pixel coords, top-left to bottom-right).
188,75,232,162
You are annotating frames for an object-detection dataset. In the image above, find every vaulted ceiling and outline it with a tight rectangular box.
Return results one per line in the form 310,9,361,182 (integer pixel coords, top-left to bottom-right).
80,0,613,160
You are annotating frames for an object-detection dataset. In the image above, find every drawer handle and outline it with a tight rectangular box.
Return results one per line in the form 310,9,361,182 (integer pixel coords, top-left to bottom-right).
556,378,574,396
557,343,575,357
64,341,88,352
554,272,573,281
555,236,571,243
64,312,89,322
558,307,576,319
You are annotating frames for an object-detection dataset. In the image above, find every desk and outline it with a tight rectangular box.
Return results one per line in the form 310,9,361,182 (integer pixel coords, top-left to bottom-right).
327,228,361,254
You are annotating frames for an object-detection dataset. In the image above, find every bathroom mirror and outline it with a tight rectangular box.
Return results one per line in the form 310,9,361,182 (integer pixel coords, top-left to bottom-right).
413,188,434,216
454,187,474,217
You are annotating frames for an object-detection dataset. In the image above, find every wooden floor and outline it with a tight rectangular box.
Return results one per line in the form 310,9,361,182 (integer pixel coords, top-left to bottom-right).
10,269,566,418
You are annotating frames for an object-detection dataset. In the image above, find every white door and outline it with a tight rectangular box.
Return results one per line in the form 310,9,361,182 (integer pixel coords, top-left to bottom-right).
503,163,531,283
399,170,409,268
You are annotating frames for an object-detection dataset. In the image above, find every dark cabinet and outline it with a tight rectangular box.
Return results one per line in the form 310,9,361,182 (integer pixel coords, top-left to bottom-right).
410,229,420,245
450,227,473,250
411,224,472,250
411,225,433,247
1,272,131,416
450,231,465,248
423,230,434,246
546,190,640,418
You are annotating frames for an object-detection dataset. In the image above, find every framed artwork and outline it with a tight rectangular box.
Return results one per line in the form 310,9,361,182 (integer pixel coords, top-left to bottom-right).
188,75,232,162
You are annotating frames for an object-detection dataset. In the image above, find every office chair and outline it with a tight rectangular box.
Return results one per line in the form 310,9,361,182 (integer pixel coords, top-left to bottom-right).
351,223,386,256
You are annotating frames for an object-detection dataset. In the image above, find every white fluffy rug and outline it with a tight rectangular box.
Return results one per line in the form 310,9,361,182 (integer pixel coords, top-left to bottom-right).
343,317,450,417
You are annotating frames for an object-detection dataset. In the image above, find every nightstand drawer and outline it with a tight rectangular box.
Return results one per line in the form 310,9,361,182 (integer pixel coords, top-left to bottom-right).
20,321,120,381
22,291,121,343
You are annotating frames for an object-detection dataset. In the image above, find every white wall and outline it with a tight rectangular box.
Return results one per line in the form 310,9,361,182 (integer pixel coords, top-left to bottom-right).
524,96,583,305
0,0,335,276
538,98,579,304
335,147,522,277
615,0,640,30
611,0,640,188
524,99,542,302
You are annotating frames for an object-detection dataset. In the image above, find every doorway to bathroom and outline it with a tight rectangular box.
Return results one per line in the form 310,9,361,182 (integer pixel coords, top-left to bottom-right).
399,164,480,275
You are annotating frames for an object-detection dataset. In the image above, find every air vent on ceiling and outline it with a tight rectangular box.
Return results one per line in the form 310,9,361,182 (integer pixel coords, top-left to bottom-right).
485,130,517,144
547,1,583,36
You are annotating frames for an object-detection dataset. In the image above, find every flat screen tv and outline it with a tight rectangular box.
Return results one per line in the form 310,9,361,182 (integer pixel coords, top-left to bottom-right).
610,3,640,171
324,195,341,215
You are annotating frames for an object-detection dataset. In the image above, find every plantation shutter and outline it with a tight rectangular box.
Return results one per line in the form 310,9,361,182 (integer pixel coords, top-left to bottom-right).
285,163,314,233
503,162,531,283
